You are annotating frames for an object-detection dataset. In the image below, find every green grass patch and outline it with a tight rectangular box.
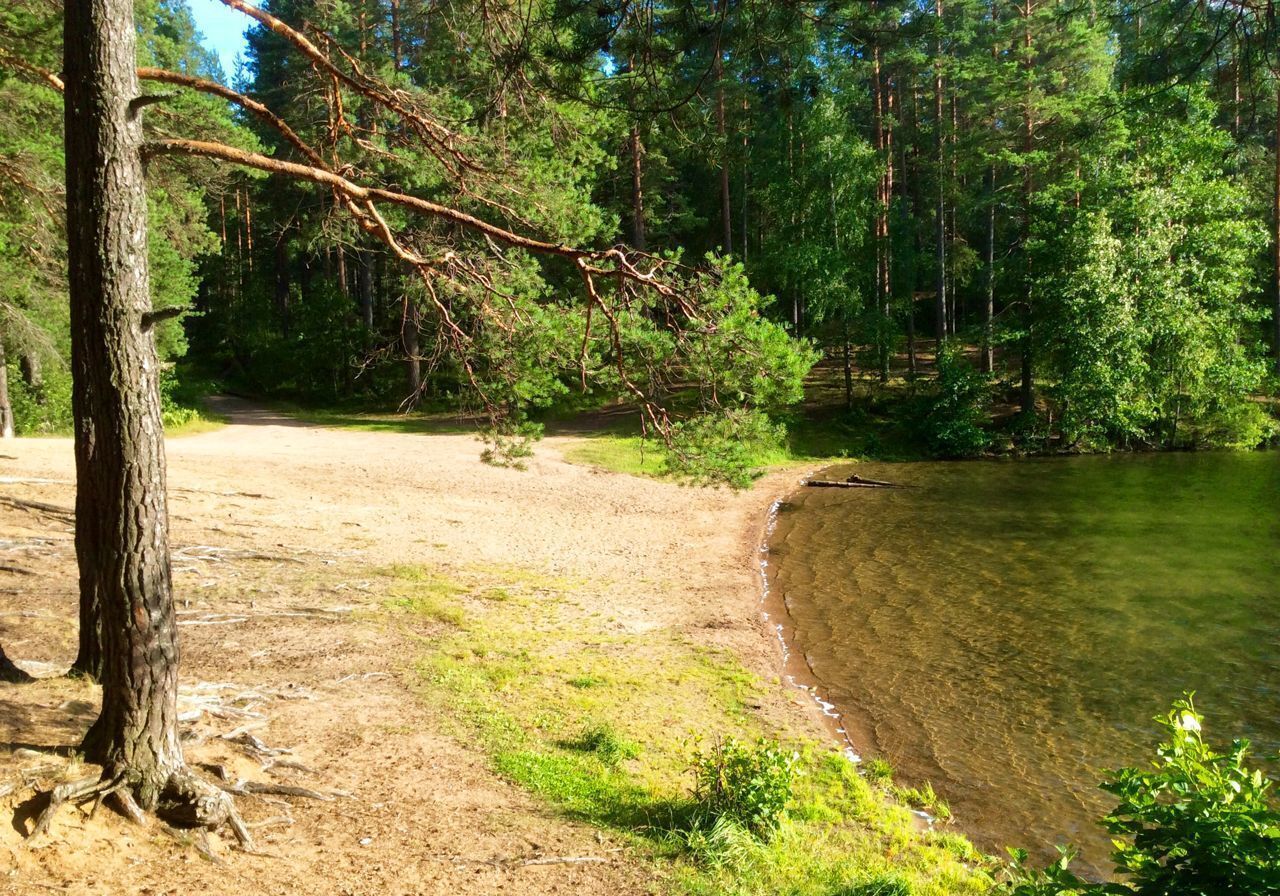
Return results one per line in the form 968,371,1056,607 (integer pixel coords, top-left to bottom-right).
278,403,476,435
561,435,672,478
380,565,469,626
384,562,994,896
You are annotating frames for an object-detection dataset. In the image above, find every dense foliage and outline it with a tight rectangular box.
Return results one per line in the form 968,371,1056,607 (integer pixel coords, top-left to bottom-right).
1006,698,1280,895
2,0,1280,464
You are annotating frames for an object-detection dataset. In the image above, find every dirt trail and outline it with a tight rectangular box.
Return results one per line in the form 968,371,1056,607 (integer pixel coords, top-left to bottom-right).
0,399,810,895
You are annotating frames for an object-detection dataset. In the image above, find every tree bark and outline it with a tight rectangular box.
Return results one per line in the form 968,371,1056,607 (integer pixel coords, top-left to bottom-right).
934,0,947,345
359,250,375,331
629,123,646,251
402,301,421,396
713,6,731,255
274,230,291,339
390,0,402,72
64,0,184,804
1020,0,1036,413
872,34,891,382
0,341,14,439
983,164,995,373
1274,81,1280,376
19,352,42,392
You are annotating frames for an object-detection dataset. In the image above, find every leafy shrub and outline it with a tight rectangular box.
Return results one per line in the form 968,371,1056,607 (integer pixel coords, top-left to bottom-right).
690,736,797,838
1005,697,1280,895
1190,400,1279,450
917,343,991,458
7,360,73,434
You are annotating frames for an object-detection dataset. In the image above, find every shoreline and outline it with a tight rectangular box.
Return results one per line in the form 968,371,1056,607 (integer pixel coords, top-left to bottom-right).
753,469,868,762
756,461,958,839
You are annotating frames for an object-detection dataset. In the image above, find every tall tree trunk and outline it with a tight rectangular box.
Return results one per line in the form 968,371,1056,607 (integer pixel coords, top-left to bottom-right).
983,164,995,373
20,352,43,394
403,301,421,396
630,123,646,251
842,316,854,411
390,0,402,72
1020,0,1035,413
274,232,291,340
872,39,890,382
934,0,947,346
713,8,732,255
897,78,916,381
64,0,182,802
1274,81,1280,376
359,250,374,331
0,341,13,439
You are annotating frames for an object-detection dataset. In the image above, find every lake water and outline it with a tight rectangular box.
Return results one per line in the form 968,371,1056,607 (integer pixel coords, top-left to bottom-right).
766,451,1280,874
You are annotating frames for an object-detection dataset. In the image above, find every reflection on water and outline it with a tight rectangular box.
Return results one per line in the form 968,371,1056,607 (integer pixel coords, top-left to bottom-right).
768,451,1280,875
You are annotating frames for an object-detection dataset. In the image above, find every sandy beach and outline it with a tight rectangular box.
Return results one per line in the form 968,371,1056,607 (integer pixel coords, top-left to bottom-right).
0,399,820,895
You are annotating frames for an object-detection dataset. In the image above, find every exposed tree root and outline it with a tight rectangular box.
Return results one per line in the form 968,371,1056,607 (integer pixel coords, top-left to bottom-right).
0,495,75,521
26,767,256,852
28,773,126,841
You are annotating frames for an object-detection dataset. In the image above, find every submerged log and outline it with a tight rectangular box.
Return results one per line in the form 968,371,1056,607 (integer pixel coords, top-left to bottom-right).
804,474,908,490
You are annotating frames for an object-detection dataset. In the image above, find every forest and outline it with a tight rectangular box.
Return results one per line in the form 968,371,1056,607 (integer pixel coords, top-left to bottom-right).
2,0,1279,470
2,1,1280,895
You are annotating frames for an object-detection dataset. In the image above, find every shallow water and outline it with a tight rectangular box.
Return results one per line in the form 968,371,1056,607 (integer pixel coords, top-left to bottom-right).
767,451,1280,874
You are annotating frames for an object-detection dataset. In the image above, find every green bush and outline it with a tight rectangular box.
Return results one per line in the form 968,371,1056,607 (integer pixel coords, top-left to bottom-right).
917,343,992,458
690,736,797,838
1005,697,1280,895
1190,400,1279,450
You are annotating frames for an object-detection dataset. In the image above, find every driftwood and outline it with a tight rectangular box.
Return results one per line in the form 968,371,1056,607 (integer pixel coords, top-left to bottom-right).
805,474,908,490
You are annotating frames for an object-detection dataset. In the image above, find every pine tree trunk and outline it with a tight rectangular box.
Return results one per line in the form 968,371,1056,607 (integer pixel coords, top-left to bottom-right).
64,0,184,805
0,341,14,439
842,317,853,412
359,251,374,332
20,352,43,391
983,164,995,374
872,37,890,383
630,123,646,250
713,20,732,255
1274,81,1280,376
390,0,402,72
1020,0,1035,413
403,302,421,396
934,0,947,346
274,232,291,340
